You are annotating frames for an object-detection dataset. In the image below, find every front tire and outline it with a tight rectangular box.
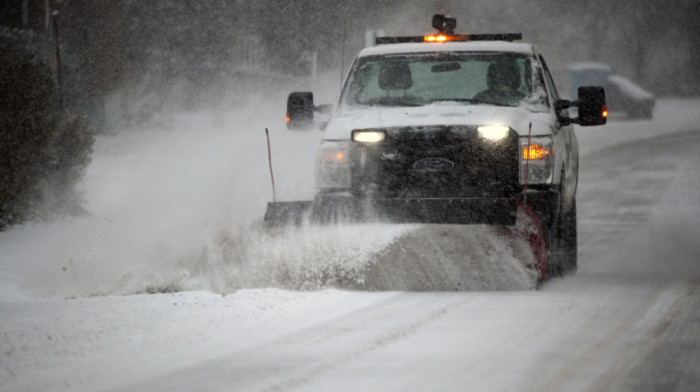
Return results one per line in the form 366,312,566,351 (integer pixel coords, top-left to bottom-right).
561,198,578,274
546,202,565,278
528,189,565,278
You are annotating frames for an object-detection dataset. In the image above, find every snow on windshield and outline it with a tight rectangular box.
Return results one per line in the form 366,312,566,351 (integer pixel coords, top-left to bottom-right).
340,52,539,110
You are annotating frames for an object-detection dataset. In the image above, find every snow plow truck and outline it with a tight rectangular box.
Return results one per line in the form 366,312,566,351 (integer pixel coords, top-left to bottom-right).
264,15,607,277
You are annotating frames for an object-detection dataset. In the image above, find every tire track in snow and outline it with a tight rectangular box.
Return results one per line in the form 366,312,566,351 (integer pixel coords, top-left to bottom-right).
537,281,696,392
255,294,466,392
583,280,700,392
108,293,467,392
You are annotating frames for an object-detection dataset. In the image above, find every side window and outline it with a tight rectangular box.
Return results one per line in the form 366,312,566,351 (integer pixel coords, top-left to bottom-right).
346,62,380,103
538,55,559,102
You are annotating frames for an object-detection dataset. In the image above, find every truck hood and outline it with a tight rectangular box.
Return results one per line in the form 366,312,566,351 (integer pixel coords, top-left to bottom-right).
323,103,554,140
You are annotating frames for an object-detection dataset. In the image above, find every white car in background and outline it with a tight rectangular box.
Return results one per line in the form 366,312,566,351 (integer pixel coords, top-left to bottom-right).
568,62,655,119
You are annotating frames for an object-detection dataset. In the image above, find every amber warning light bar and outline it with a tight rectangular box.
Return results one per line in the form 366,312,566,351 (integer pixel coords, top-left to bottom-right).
376,33,522,45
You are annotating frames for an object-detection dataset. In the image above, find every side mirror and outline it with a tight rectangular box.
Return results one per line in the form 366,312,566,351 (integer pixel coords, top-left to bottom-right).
577,86,607,126
286,92,314,129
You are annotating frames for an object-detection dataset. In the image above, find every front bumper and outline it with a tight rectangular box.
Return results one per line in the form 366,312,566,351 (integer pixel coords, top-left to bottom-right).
314,194,517,225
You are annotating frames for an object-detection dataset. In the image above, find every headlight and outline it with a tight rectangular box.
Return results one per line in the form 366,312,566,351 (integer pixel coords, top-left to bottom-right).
477,125,510,142
352,129,386,143
316,142,350,190
520,136,553,184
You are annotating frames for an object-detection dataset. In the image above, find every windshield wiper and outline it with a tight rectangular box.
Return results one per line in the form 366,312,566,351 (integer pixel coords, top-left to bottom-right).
361,97,425,107
431,98,514,107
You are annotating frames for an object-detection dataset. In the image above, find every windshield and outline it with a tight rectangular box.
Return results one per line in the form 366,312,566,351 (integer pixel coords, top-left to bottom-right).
340,52,542,109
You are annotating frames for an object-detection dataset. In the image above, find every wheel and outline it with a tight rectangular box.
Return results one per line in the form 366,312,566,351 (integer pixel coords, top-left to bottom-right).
528,188,565,278
561,198,578,274
545,204,565,278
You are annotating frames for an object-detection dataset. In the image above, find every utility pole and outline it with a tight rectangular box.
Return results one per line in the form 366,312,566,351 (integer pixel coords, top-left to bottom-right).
21,0,28,26
44,0,50,30
52,10,63,109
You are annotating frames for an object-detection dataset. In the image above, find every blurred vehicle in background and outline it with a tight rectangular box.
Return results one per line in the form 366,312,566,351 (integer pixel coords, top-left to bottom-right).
568,63,655,119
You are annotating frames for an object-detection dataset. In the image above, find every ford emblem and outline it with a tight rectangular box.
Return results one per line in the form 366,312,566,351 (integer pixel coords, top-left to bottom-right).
412,157,454,171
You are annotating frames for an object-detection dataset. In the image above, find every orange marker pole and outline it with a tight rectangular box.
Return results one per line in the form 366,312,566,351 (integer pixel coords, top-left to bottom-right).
523,122,532,206
265,128,276,203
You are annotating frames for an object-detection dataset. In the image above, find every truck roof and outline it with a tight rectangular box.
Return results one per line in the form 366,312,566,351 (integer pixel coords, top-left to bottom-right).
357,41,536,58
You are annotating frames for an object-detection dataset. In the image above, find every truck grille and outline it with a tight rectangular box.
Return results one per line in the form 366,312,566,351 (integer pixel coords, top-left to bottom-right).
349,125,519,199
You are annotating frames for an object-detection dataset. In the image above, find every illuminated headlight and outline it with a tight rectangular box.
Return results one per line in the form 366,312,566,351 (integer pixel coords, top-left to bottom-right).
316,142,350,189
477,125,510,142
351,129,386,143
520,137,553,184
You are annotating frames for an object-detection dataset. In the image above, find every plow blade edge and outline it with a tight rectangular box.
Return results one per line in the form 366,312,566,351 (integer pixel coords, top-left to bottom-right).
264,198,517,227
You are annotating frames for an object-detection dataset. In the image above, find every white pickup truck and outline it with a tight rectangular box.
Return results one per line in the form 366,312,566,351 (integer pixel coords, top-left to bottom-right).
267,15,608,276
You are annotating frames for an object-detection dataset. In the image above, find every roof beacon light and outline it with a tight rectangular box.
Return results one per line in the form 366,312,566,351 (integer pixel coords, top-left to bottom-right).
432,14,456,35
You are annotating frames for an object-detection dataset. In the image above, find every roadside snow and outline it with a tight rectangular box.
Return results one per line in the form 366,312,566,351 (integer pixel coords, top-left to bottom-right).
0,289,398,392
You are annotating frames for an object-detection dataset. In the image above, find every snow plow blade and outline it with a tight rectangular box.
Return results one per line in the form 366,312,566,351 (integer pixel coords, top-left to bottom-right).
263,197,518,227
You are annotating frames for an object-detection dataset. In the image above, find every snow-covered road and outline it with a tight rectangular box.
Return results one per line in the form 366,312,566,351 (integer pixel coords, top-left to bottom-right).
2,99,699,391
